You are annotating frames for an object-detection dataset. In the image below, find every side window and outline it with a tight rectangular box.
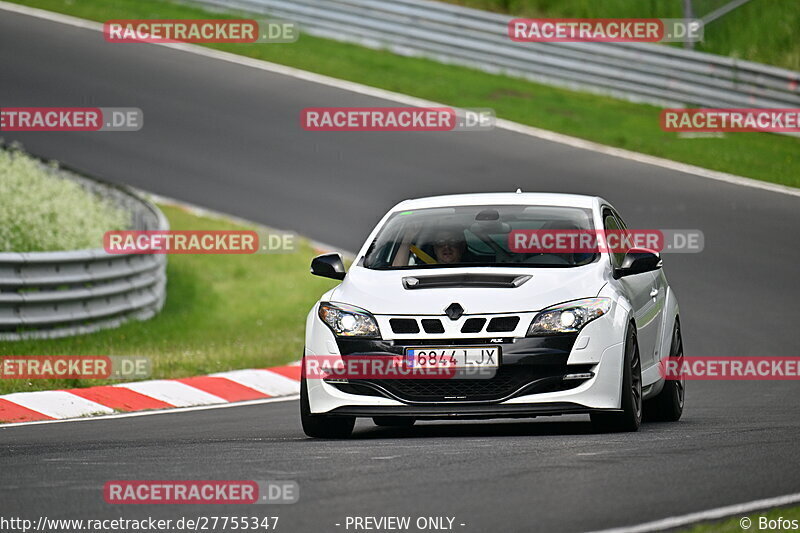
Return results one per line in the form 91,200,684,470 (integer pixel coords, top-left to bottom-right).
613,210,638,260
602,209,625,269
612,211,628,232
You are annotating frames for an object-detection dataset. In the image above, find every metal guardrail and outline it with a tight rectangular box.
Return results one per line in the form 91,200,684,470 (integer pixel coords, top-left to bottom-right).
196,0,800,110
0,166,168,340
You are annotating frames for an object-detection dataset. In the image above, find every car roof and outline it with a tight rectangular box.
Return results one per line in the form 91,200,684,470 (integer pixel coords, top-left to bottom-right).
391,192,604,211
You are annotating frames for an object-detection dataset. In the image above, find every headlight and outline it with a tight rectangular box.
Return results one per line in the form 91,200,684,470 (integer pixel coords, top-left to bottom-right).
527,298,611,336
318,302,381,338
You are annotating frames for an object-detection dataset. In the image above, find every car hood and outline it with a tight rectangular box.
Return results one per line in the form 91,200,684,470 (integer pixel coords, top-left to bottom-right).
330,264,608,315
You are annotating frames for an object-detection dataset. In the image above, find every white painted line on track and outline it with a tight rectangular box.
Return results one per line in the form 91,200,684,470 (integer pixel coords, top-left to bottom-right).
0,391,115,419
587,491,800,533
0,395,299,429
1,1,797,199
143,190,355,258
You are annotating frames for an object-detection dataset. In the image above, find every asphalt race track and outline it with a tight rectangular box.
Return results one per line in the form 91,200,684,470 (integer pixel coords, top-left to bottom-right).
1,9,800,533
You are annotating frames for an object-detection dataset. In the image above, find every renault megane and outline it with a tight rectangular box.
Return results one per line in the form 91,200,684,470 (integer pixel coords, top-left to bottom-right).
301,193,684,438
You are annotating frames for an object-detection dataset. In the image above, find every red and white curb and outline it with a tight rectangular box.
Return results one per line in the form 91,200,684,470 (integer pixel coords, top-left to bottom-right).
0,363,301,424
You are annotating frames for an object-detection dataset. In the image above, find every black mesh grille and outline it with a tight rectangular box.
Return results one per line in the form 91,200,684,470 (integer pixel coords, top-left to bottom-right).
421,319,445,333
390,319,419,334
460,318,486,333
486,316,520,332
352,364,580,402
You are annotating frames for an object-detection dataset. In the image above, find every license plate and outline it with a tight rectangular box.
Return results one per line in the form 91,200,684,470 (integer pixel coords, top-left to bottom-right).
405,347,500,369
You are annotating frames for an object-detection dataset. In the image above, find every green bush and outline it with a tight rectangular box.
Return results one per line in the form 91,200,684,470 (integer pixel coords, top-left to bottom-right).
0,147,130,252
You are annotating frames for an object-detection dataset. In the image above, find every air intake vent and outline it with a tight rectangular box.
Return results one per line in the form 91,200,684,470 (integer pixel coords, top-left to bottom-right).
390,318,419,334
403,274,531,290
460,318,486,333
486,316,520,332
421,319,445,333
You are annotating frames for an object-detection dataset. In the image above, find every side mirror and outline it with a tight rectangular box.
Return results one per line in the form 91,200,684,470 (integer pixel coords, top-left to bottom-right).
614,249,661,279
311,253,346,280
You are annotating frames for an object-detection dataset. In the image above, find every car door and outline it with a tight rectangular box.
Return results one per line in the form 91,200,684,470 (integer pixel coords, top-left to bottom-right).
604,209,660,368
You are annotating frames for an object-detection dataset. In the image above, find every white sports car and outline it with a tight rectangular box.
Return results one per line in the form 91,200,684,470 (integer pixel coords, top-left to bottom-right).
301,193,684,438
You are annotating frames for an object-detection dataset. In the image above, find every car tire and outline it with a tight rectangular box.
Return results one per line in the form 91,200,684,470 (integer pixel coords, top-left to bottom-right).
591,325,642,433
373,416,416,427
300,368,355,439
644,319,685,422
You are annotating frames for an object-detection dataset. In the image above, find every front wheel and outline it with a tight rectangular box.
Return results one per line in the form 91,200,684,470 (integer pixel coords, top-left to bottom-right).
591,325,642,433
300,373,355,439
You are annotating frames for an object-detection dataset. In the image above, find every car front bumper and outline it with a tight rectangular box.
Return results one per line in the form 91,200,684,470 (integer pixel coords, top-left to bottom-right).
305,307,627,417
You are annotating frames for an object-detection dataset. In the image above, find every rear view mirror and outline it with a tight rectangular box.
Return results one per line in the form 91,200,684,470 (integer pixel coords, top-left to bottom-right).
470,221,511,234
614,249,661,278
311,253,346,280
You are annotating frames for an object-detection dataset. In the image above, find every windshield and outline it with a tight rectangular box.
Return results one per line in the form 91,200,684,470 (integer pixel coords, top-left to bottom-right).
363,204,598,269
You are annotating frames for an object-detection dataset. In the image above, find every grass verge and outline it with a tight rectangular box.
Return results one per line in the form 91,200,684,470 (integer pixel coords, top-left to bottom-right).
7,0,800,188
0,203,339,394
442,0,800,71
679,504,800,532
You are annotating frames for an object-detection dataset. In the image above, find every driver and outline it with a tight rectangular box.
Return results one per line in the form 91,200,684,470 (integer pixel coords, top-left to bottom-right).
431,229,466,264
392,225,468,266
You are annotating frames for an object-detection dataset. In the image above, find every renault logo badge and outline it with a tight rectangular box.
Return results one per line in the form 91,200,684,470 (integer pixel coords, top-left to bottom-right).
444,303,464,320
